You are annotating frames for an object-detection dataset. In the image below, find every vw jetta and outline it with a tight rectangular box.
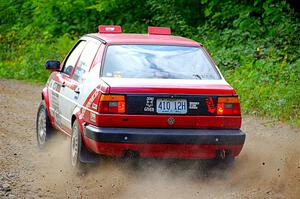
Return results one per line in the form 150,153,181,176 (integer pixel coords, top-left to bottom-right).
36,25,245,168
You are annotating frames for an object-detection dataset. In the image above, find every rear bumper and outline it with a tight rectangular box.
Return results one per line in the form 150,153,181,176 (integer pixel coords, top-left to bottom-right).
83,125,245,159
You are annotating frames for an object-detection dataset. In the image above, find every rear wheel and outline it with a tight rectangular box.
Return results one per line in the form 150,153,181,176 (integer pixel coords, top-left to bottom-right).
36,101,53,148
70,120,85,170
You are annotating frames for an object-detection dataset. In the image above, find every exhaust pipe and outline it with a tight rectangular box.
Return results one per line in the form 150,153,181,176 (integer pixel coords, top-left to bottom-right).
216,149,231,160
123,150,140,158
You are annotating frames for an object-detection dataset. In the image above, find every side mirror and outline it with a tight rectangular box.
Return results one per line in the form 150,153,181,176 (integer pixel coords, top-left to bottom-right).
45,60,60,71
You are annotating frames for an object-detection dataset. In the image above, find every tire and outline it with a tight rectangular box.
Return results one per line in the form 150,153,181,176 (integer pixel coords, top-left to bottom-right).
70,120,85,170
36,101,53,149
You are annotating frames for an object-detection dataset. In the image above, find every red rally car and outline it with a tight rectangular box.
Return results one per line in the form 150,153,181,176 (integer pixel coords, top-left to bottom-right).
36,25,245,168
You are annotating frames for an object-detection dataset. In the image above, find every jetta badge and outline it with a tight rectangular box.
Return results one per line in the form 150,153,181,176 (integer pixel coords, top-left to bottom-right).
167,117,175,125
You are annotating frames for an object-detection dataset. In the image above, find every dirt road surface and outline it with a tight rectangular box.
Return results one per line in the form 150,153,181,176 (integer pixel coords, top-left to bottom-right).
0,78,299,199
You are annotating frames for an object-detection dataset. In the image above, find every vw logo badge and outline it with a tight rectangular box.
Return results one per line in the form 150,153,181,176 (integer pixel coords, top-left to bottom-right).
167,117,175,125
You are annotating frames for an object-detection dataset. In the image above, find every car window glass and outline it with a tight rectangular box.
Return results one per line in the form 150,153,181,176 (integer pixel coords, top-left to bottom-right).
102,45,221,80
62,41,86,75
73,41,99,82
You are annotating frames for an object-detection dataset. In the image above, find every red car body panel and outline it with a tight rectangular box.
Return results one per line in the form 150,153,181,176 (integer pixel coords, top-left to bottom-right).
83,137,243,159
93,115,241,129
101,78,236,95
42,87,51,118
90,33,201,46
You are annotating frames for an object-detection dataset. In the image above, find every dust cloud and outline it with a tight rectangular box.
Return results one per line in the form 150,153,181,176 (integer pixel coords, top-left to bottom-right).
29,122,300,199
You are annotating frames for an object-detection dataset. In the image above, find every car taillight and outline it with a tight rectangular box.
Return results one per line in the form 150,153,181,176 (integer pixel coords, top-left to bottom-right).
99,95,126,113
217,97,241,115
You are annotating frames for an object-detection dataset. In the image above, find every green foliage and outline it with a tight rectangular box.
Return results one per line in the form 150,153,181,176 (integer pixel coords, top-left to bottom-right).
0,34,76,82
0,0,299,124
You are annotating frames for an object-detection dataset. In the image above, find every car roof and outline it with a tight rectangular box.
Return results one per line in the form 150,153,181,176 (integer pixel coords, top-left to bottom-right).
86,33,201,47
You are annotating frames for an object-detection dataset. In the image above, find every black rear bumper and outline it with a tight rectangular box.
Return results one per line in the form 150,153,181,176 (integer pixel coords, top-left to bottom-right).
84,125,245,145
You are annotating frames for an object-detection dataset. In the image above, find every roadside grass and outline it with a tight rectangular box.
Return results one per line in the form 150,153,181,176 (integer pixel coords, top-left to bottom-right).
225,65,300,126
0,34,76,84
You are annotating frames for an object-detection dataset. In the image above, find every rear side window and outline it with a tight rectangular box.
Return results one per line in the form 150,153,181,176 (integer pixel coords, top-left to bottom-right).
73,41,100,82
102,45,221,80
63,41,86,76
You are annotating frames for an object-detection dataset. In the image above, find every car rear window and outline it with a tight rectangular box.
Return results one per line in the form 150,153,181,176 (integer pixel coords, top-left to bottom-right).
102,45,221,80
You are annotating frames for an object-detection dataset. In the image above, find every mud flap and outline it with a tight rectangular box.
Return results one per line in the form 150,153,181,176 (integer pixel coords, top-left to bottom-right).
79,146,99,164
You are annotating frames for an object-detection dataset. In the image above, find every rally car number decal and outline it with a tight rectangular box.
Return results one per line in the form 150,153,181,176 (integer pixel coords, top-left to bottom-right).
49,80,62,127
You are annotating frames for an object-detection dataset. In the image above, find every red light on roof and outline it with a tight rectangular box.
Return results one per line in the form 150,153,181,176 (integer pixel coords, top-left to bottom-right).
98,25,122,34
148,26,171,35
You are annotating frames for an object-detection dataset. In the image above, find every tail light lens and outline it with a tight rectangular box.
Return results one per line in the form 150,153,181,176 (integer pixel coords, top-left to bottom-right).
99,95,126,113
217,97,241,115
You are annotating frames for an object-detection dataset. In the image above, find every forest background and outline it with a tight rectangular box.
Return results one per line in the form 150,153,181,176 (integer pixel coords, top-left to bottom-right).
0,0,299,125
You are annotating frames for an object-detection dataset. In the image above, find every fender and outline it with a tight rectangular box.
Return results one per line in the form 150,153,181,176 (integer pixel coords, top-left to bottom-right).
72,106,85,135
42,87,54,124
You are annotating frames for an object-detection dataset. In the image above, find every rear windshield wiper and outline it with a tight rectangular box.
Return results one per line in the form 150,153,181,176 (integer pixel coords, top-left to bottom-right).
193,74,202,79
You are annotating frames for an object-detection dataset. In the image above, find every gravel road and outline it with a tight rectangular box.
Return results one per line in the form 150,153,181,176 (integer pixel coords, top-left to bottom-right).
0,78,299,199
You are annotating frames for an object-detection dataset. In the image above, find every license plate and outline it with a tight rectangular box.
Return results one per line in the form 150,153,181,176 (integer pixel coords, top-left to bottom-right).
156,99,187,114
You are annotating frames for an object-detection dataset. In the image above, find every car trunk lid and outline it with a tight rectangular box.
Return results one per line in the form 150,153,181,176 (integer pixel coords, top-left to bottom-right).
97,78,241,129
102,77,235,95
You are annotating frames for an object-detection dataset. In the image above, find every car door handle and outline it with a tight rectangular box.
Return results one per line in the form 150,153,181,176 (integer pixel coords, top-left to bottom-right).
74,87,80,94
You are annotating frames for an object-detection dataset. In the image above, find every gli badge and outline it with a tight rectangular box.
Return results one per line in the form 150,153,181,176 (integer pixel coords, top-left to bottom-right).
167,117,175,125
